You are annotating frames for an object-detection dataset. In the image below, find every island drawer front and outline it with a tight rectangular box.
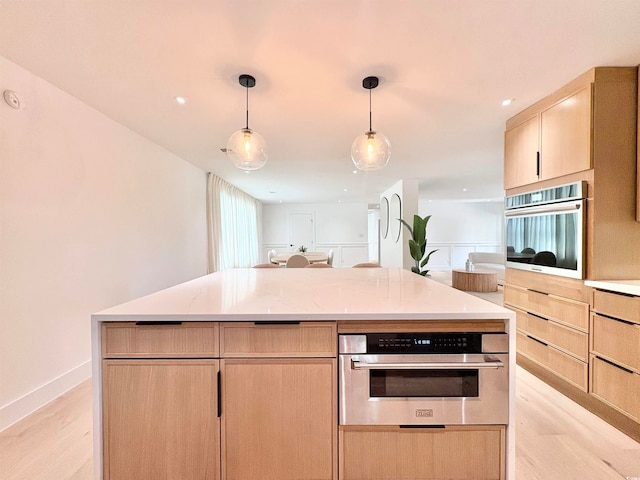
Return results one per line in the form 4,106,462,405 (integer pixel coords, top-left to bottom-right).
220,321,337,357
591,355,640,421
516,331,588,391
102,322,218,358
504,284,589,332
339,425,505,480
514,307,588,361
592,290,640,324
591,313,640,372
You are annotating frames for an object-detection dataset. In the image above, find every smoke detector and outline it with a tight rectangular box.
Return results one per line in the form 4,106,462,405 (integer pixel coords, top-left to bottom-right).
3,90,21,109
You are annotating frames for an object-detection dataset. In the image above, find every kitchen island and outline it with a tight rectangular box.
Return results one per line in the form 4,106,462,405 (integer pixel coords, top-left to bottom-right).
92,267,516,480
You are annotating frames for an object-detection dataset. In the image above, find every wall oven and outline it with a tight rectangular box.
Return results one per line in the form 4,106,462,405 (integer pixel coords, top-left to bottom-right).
339,332,509,426
505,181,587,279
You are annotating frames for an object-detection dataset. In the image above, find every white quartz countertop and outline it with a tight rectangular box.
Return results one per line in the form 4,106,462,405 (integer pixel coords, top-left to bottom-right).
92,268,513,322
584,279,640,296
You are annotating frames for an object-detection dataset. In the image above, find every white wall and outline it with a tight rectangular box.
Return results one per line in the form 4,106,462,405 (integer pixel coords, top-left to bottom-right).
262,202,370,267
0,57,207,430
418,199,504,270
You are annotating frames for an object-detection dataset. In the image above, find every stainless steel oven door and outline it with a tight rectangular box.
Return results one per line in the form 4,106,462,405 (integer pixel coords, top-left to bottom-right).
339,353,509,425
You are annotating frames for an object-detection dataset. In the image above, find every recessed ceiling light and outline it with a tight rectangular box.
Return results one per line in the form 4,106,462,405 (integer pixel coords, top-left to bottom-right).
338,200,342,203
501,98,514,107
174,96,186,104
343,188,348,192
352,170,358,174
462,188,468,192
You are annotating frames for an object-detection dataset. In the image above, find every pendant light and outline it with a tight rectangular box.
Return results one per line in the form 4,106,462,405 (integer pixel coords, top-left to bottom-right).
351,76,391,171
226,74,267,171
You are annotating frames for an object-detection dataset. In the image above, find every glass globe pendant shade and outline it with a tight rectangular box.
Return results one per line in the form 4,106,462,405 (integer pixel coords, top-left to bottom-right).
351,130,391,171
226,127,267,171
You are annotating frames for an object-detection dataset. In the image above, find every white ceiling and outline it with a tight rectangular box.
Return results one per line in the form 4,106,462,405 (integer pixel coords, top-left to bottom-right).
2,1,640,205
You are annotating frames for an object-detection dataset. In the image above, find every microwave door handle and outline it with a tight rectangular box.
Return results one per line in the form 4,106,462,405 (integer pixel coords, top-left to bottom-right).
351,360,504,370
505,200,582,217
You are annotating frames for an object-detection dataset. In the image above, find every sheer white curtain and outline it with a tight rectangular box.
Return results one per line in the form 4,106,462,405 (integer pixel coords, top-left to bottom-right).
206,173,261,272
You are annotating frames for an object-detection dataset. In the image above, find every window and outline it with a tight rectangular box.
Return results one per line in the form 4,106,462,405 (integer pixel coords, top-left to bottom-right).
206,174,261,271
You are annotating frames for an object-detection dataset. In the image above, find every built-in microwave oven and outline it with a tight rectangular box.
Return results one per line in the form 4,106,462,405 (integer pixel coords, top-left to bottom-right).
504,181,587,279
339,332,509,426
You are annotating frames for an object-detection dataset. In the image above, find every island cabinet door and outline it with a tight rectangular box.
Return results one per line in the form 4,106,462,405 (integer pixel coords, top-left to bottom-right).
102,359,220,480
220,358,337,480
339,425,505,480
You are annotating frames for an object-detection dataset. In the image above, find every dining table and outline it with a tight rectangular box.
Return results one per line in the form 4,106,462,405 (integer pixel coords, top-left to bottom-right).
271,252,328,265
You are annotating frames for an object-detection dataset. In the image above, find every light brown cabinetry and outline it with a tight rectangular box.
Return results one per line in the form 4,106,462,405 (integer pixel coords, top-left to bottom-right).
101,322,220,480
504,66,640,442
590,289,640,422
505,67,639,280
504,82,592,190
504,114,538,189
103,360,220,480
339,425,505,480
504,270,589,391
220,322,337,480
539,86,592,180
101,321,338,479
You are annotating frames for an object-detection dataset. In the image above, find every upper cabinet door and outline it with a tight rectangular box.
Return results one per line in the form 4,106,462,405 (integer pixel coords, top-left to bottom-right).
540,86,592,181
504,114,539,190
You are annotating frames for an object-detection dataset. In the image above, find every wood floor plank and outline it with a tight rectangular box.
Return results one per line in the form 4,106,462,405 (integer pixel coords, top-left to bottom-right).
0,380,93,480
516,366,640,480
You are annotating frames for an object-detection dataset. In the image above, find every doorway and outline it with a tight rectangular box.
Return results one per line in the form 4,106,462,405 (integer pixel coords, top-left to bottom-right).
288,212,315,251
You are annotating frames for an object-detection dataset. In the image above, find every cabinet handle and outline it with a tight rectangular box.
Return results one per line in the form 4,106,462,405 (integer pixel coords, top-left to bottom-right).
536,151,540,177
594,313,636,326
399,425,445,429
135,321,183,326
527,335,548,347
597,356,634,374
528,312,549,321
254,321,301,325
217,370,222,418
527,289,549,296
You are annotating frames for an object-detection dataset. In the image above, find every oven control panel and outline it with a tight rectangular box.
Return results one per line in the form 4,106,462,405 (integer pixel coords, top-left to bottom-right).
366,333,482,354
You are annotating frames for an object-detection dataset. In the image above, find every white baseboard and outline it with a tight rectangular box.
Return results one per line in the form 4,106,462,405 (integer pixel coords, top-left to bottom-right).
0,360,92,432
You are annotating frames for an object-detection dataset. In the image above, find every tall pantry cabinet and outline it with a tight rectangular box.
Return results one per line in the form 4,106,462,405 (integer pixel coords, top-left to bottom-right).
503,66,640,442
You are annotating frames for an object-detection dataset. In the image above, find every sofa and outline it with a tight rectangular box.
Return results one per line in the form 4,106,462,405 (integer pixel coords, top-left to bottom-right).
467,252,505,286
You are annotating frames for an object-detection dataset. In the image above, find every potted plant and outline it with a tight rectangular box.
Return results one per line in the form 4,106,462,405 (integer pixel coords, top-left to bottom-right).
298,245,308,253
399,214,438,276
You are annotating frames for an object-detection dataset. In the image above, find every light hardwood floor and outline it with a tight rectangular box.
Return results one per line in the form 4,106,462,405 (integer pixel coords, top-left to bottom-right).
1,367,639,480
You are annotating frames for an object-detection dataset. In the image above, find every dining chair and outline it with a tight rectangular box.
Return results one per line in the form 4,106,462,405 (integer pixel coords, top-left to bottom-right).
305,263,333,268
531,251,557,267
327,249,334,266
253,263,280,268
286,254,310,268
267,249,278,264
352,262,382,268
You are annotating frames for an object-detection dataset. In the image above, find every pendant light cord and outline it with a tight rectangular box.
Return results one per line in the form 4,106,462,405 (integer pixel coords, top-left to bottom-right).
245,85,249,129
368,88,373,132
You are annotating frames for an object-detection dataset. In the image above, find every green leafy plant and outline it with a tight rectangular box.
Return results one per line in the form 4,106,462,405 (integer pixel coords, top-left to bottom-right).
298,245,307,253
399,214,438,276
